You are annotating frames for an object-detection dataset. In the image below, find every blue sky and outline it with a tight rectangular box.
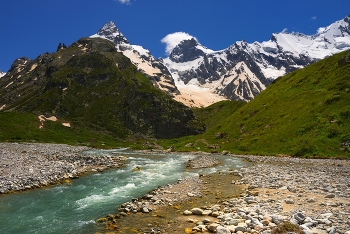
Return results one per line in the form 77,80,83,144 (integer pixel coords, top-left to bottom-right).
0,0,349,72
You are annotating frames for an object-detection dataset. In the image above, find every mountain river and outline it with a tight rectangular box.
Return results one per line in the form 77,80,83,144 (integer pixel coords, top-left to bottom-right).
0,149,249,233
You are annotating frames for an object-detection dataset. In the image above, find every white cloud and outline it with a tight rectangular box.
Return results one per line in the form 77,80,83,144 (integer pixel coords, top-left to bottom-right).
117,0,131,5
161,32,196,55
311,16,317,20
282,28,288,33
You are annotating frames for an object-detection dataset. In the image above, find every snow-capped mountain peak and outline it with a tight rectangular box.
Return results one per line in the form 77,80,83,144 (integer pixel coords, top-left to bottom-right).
169,38,208,63
267,15,350,60
91,21,129,45
91,21,179,96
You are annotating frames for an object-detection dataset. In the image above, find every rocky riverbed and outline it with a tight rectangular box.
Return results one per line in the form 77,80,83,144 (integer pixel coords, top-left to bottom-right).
99,154,350,234
0,143,124,194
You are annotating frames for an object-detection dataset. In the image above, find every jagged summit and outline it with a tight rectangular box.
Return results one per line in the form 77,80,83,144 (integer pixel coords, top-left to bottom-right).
91,22,179,96
91,21,129,45
169,38,205,63
169,38,215,63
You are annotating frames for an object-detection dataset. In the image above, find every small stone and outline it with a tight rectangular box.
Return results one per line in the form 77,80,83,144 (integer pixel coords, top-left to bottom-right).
191,208,204,215
320,213,333,219
235,223,247,232
216,226,231,234
142,207,149,213
196,225,207,232
325,194,335,198
271,214,285,225
307,197,316,203
187,218,196,223
285,198,295,204
294,212,306,223
183,210,192,215
245,196,258,204
316,219,332,225
211,211,220,217
289,218,299,225
202,210,212,216
328,227,336,234
202,218,210,224
207,223,219,232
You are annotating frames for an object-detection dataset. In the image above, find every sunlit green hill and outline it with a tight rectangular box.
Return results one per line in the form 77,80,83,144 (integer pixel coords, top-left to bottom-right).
163,50,350,158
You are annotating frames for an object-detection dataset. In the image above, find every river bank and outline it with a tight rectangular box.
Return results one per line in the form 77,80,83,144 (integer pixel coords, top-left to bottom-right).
99,154,350,234
1,144,349,233
0,143,124,194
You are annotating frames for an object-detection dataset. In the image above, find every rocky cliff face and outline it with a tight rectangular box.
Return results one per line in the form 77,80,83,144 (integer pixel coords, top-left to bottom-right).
0,37,204,139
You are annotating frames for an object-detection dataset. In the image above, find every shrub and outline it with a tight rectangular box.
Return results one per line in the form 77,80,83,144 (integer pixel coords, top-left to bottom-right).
271,221,302,234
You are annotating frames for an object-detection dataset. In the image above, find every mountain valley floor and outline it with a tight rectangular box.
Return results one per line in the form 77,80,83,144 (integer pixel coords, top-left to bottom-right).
0,143,349,233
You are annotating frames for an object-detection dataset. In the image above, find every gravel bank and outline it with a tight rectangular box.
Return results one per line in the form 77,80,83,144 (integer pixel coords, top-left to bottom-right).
0,143,124,194
187,155,221,169
182,155,350,234
99,154,350,234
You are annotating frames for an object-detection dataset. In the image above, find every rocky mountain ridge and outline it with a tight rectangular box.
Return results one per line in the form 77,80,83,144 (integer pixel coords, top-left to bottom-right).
92,15,350,107
0,37,204,139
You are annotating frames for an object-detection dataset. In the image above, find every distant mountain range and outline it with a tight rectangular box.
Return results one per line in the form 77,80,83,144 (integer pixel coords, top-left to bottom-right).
92,15,350,107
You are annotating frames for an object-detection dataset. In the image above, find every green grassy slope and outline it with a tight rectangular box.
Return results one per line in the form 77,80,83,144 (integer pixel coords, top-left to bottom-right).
0,38,204,143
192,100,246,130
161,50,350,158
0,112,119,147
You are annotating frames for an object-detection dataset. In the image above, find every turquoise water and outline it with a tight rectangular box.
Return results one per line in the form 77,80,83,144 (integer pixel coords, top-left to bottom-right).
0,149,247,234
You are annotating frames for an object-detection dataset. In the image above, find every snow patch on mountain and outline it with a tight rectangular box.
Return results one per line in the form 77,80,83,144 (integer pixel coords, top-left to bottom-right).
0,71,5,78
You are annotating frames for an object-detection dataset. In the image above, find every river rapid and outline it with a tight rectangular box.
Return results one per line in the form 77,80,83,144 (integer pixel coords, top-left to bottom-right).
0,149,248,234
